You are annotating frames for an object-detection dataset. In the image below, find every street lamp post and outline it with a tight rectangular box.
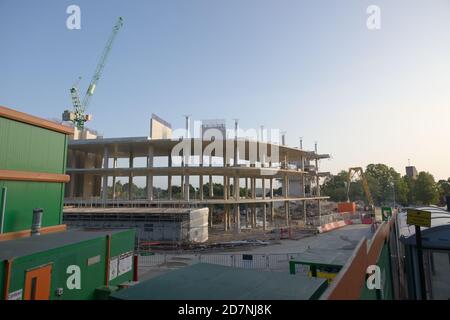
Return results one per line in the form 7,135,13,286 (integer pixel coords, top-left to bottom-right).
391,182,396,209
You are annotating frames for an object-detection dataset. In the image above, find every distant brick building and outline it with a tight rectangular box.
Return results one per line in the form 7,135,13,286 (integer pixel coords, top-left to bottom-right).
405,166,418,179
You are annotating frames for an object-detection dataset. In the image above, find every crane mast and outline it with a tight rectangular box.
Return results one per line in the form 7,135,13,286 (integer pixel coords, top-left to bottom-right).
346,167,375,209
63,17,124,130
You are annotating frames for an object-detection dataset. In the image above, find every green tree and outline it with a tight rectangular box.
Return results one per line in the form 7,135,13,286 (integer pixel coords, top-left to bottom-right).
394,176,409,206
437,178,450,206
321,170,348,202
365,164,398,205
413,172,439,205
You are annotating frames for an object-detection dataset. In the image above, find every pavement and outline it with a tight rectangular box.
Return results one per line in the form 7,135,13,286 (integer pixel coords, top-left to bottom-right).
231,224,372,255
137,224,373,281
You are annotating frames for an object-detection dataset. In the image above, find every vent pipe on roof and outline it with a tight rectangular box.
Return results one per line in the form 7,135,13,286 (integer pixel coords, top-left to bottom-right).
281,132,286,146
233,119,239,139
31,208,43,236
233,119,239,166
184,115,191,139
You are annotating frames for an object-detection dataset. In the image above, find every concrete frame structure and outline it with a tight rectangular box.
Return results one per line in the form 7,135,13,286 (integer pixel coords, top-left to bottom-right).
65,136,330,234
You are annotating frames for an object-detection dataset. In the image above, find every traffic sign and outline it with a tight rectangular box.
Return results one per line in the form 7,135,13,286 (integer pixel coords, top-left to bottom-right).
407,209,431,228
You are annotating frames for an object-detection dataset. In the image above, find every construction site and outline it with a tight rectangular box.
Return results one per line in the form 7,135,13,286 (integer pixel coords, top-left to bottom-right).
2,2,450,303
63,113,335,247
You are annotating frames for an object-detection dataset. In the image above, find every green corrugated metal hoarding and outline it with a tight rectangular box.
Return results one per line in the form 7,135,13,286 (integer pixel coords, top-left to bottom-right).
1,107,137,300
0,114,68,233
0,181,65,232
1,229,135,300
0,117,67,173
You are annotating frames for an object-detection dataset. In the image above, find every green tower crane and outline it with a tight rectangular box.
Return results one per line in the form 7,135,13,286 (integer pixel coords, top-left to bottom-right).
63,17,124,130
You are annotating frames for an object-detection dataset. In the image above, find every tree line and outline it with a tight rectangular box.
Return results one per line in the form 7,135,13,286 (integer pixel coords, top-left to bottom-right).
107,181,283,200
321,163,449,207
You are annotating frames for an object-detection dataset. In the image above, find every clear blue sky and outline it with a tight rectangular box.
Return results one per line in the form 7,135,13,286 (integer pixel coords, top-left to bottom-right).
1,0,450,180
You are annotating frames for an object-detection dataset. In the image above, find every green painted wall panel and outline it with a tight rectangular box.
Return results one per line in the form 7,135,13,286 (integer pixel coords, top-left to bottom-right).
0,116,69,233
4,230,135,300
0,181,62,233
109,229,136,286
0,117,66,174
8,238,106,300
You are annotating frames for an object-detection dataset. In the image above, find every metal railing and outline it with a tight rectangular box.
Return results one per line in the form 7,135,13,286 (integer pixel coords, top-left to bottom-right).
138,252,306,272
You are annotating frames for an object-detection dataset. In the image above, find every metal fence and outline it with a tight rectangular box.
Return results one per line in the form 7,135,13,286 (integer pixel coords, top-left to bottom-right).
138,252,307,272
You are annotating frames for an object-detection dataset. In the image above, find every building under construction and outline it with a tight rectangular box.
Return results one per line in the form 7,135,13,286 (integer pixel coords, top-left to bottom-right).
64,115,330,235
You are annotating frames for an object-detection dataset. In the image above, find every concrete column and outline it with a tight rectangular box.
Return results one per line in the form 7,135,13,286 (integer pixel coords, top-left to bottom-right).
199,175,204,201
82,151,95,199
184,145,190,201
316,177,320,196
181,175,185,199
223,176,228,200
224,205,228,231
228,205,232,230
316,157,321,219
245,178,248,199
128,152,134,201
234,176,239,200
262,178,266,199
283,175,289,198
271,202,275,222
303,200,307,226
233,132,238,167
317,199,322,220
168,177,172,200
270,178,273,198
285,201,289,227
112,157,117,200
209,175,213,198
209,205,213,227
251,205,256,228
234,204,240,233
300,156,306,197
287,176,290,197
245,205,249,228
147,145,154,201
263,204,267,231
209,155,213,198
301,174,306,197
251,178,256,199
102,146,109,204
223,142,227,167
184,173,190,201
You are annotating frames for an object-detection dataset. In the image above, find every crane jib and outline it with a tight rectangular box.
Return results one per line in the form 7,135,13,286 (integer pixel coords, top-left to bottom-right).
63,17,124,130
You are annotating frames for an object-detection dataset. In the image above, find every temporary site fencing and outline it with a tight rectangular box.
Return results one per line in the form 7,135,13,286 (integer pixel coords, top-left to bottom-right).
138,252,311,273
